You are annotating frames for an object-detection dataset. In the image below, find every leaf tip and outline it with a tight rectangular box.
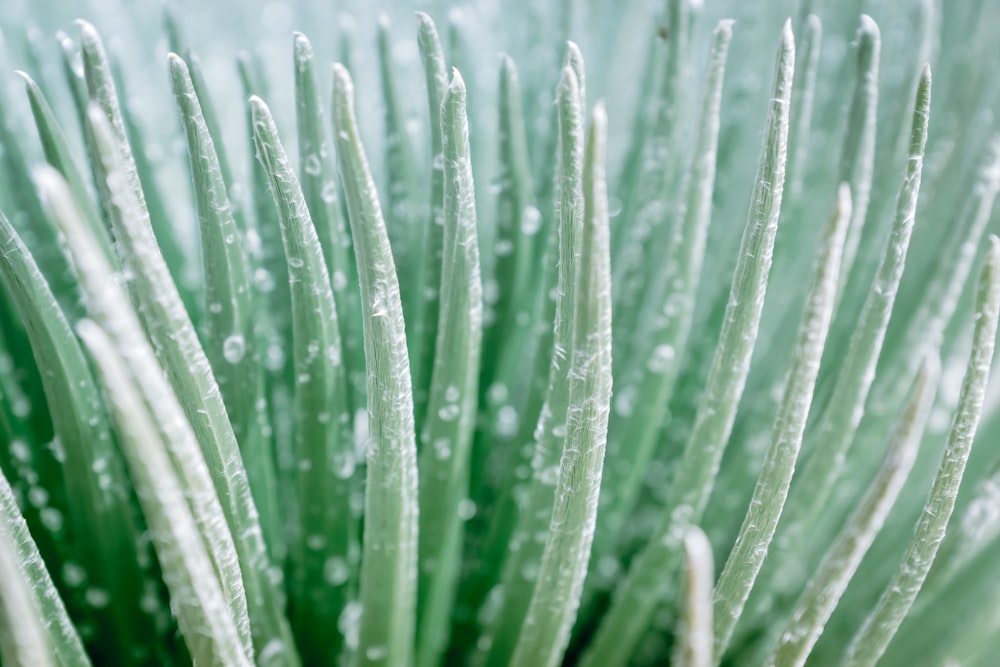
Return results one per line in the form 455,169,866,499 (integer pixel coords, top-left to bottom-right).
75,18,101,49
919,62,932,94
805,13,821,34
715,18,735,38
248,94,268,122
448,67,466,95
332,62,354,100
557,65,580,100
683,526,713,574
591,100,608,131
780,17,793,46
166,51,186,73
859,13,879,37
293,31,311,57
987,234,1000,264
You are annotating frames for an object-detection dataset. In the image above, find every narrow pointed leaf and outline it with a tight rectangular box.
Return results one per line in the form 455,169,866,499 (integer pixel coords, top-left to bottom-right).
842,237,1000,667
673,528,714,667
611,0,690,328
410,14,448,430
293,32,363,409
252,95,355,665
36,166,252,663
415,70,483,667
332,63,419,667
837,15,880,287
0,468,88,667
0,211,149,662
168,53,282,593
76,320,252,667
592,20,733,575
477,63,584,667
782,65,932,552
786,15,821,199
763,358,939,667
510,101,611,667
410,11,448,424
712,185,850,653
83,105,297,666
582,24,794,667
17,71,114,265
77,20,192,306
375,12,421,296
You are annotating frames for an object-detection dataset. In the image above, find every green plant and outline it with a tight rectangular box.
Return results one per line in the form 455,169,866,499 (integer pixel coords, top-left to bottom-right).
0,0,999,666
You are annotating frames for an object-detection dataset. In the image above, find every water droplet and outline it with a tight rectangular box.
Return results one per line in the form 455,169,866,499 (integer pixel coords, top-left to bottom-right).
306,534,327,550
223,335,246,364
433,439,452,460
444,385,460,402
258,640,286,664
614,386,637,417
647,344,675,373
245,229,262,255
332,270,348,291
438,404,460,422
47,438,65,463
288,256,305,269
255,268,276,293
487,383,508,403
332,451,355,479
321,181,338,204
28,486,48,508
10,398,29,417
366,646,388,661
304,154,322,175
62,562,87,587
520,206,542,235
597,556,619,580
324,556,350,585
338,601,362,649
495,239,513,256
458,499,476,520
208,302,223,314
40,508,63,532
266,343,285,371
85,587,110,608
483,279,499,305
139,587,161,614
496,406,518,438
478,585,504,625
539,465,559,486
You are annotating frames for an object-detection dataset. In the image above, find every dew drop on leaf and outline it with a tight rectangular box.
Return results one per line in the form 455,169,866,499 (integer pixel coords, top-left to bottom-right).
324,556,350,585
222,334,246,363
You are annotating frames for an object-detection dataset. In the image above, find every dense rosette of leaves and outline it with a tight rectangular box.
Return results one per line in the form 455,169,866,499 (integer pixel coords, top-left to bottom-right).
0,1,999,666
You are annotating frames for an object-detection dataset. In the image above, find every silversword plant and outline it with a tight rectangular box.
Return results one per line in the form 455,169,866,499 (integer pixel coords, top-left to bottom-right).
0,0,999,666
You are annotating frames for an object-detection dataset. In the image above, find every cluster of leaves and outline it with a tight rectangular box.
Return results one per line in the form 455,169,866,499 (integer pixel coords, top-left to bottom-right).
0,0,999,666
